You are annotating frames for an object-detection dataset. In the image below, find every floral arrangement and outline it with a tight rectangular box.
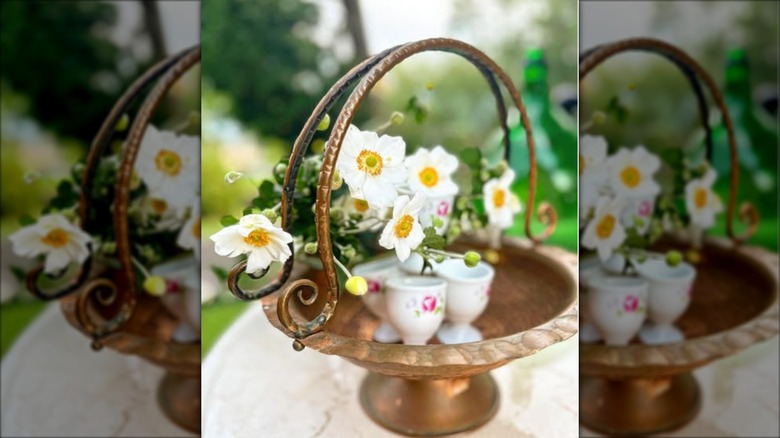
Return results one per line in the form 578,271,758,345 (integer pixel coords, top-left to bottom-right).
9,114,202,301
579,133,723,271
210,112,523,295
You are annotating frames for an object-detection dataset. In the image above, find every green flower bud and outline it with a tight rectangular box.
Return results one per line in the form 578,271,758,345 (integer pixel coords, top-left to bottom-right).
101,241,117,255
143,275,166,296
330,208,344,222
304,242,318,255
115,113,130,132
317,114,331,131
349,212,363,222
345,276,368,296
434,254,445,263
342,246,357,260
390,111,405,125
479,158,489,168
455,196,469,210
633,217,645,228
331,169,343,190
495,160,509,175
273,162,288,184
432,216,444,228
464,251,481,268
665,250,682,267
480,170,490,182
129,170,141,190
261,209,278,222
311,139,326,154
188,111,201,129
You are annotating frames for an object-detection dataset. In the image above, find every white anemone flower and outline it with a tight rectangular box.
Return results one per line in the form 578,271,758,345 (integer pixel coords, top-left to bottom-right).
209,214,293,275
135,125,200,208
379,193,426,262
335,124,407,209
582,196,627,261
579,135,608,187
483,169,522,229
685,168,723,229
404,146,459,197
177,202,201,257
341,196,389,231
132,195,186,231
607,146,660,198
9,213,91,274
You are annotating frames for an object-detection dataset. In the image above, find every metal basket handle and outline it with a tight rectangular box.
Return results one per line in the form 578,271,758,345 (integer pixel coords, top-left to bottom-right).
27,46,201,344
579,37,758,245
230,38,553,342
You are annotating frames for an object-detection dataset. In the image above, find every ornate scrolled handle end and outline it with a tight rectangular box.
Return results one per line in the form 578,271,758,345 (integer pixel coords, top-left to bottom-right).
527,201,558,245
227,259,291,301
729,202,759,246
74,277,134,339
276,279,334,348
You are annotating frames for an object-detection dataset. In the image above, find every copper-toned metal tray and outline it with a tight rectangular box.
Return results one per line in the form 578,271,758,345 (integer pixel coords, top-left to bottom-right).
227,38,577,436
25,47,202,433
578,37,778,436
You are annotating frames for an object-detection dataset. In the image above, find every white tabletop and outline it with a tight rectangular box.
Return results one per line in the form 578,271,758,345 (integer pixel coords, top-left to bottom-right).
0,303,195,437
579,337,779,437
202,304,579,438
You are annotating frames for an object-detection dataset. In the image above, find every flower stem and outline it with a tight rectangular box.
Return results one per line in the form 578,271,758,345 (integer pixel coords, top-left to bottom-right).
424,248,465,259
333,256,352,278
131,256,152,278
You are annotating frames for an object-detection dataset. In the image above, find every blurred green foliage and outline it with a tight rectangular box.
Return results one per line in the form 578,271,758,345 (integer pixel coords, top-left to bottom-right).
0,1,139,142
202,0,351,142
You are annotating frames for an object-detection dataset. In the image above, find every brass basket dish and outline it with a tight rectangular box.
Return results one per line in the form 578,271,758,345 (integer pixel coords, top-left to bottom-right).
25,46,202,434
227,38,578,436
578,37,779,436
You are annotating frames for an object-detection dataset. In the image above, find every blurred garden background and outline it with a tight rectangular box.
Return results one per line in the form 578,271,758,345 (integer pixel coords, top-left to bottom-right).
201,0,579,351
580,1,778,250
0,1,199,357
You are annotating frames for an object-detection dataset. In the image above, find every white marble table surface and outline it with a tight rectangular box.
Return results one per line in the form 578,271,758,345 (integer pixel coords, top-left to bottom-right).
202,304,579,438
580,337,779,437
1,303,195,437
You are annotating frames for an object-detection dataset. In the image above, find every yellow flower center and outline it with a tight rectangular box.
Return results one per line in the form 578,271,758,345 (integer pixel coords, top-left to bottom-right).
579,155,585,175
694,188,708,209
42,228,69,248
244,229,271,247
192,219,201,239
155,149,182,176
418,167,439,188
619,166,641,188
596,214,616,239
150,198,168,214
492,188,506,208
356,149,383,176
354,199,369,212
393,214,415,238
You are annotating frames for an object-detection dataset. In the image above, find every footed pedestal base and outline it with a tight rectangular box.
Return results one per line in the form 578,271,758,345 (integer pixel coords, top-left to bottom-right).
158,371,201,434
359,372,499,436
580,373,701,436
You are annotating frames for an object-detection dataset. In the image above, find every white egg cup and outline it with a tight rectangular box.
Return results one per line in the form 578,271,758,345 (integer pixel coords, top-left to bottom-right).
587,275,648,346
418,194,456,234
399,252,441,276
579,256,605,343
434,260,495,344
635,259,696,345
352,256,403,343
384,276,447,345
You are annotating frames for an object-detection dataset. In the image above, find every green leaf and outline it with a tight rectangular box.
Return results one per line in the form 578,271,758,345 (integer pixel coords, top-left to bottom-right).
11,266,26,282
606,96,628,124
459,147,482,167
405,96,418,112
259,180,275,198
414,107,427,123
19,214,36,226
220,215,239,226
242,207,254,216
421,233,446,250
